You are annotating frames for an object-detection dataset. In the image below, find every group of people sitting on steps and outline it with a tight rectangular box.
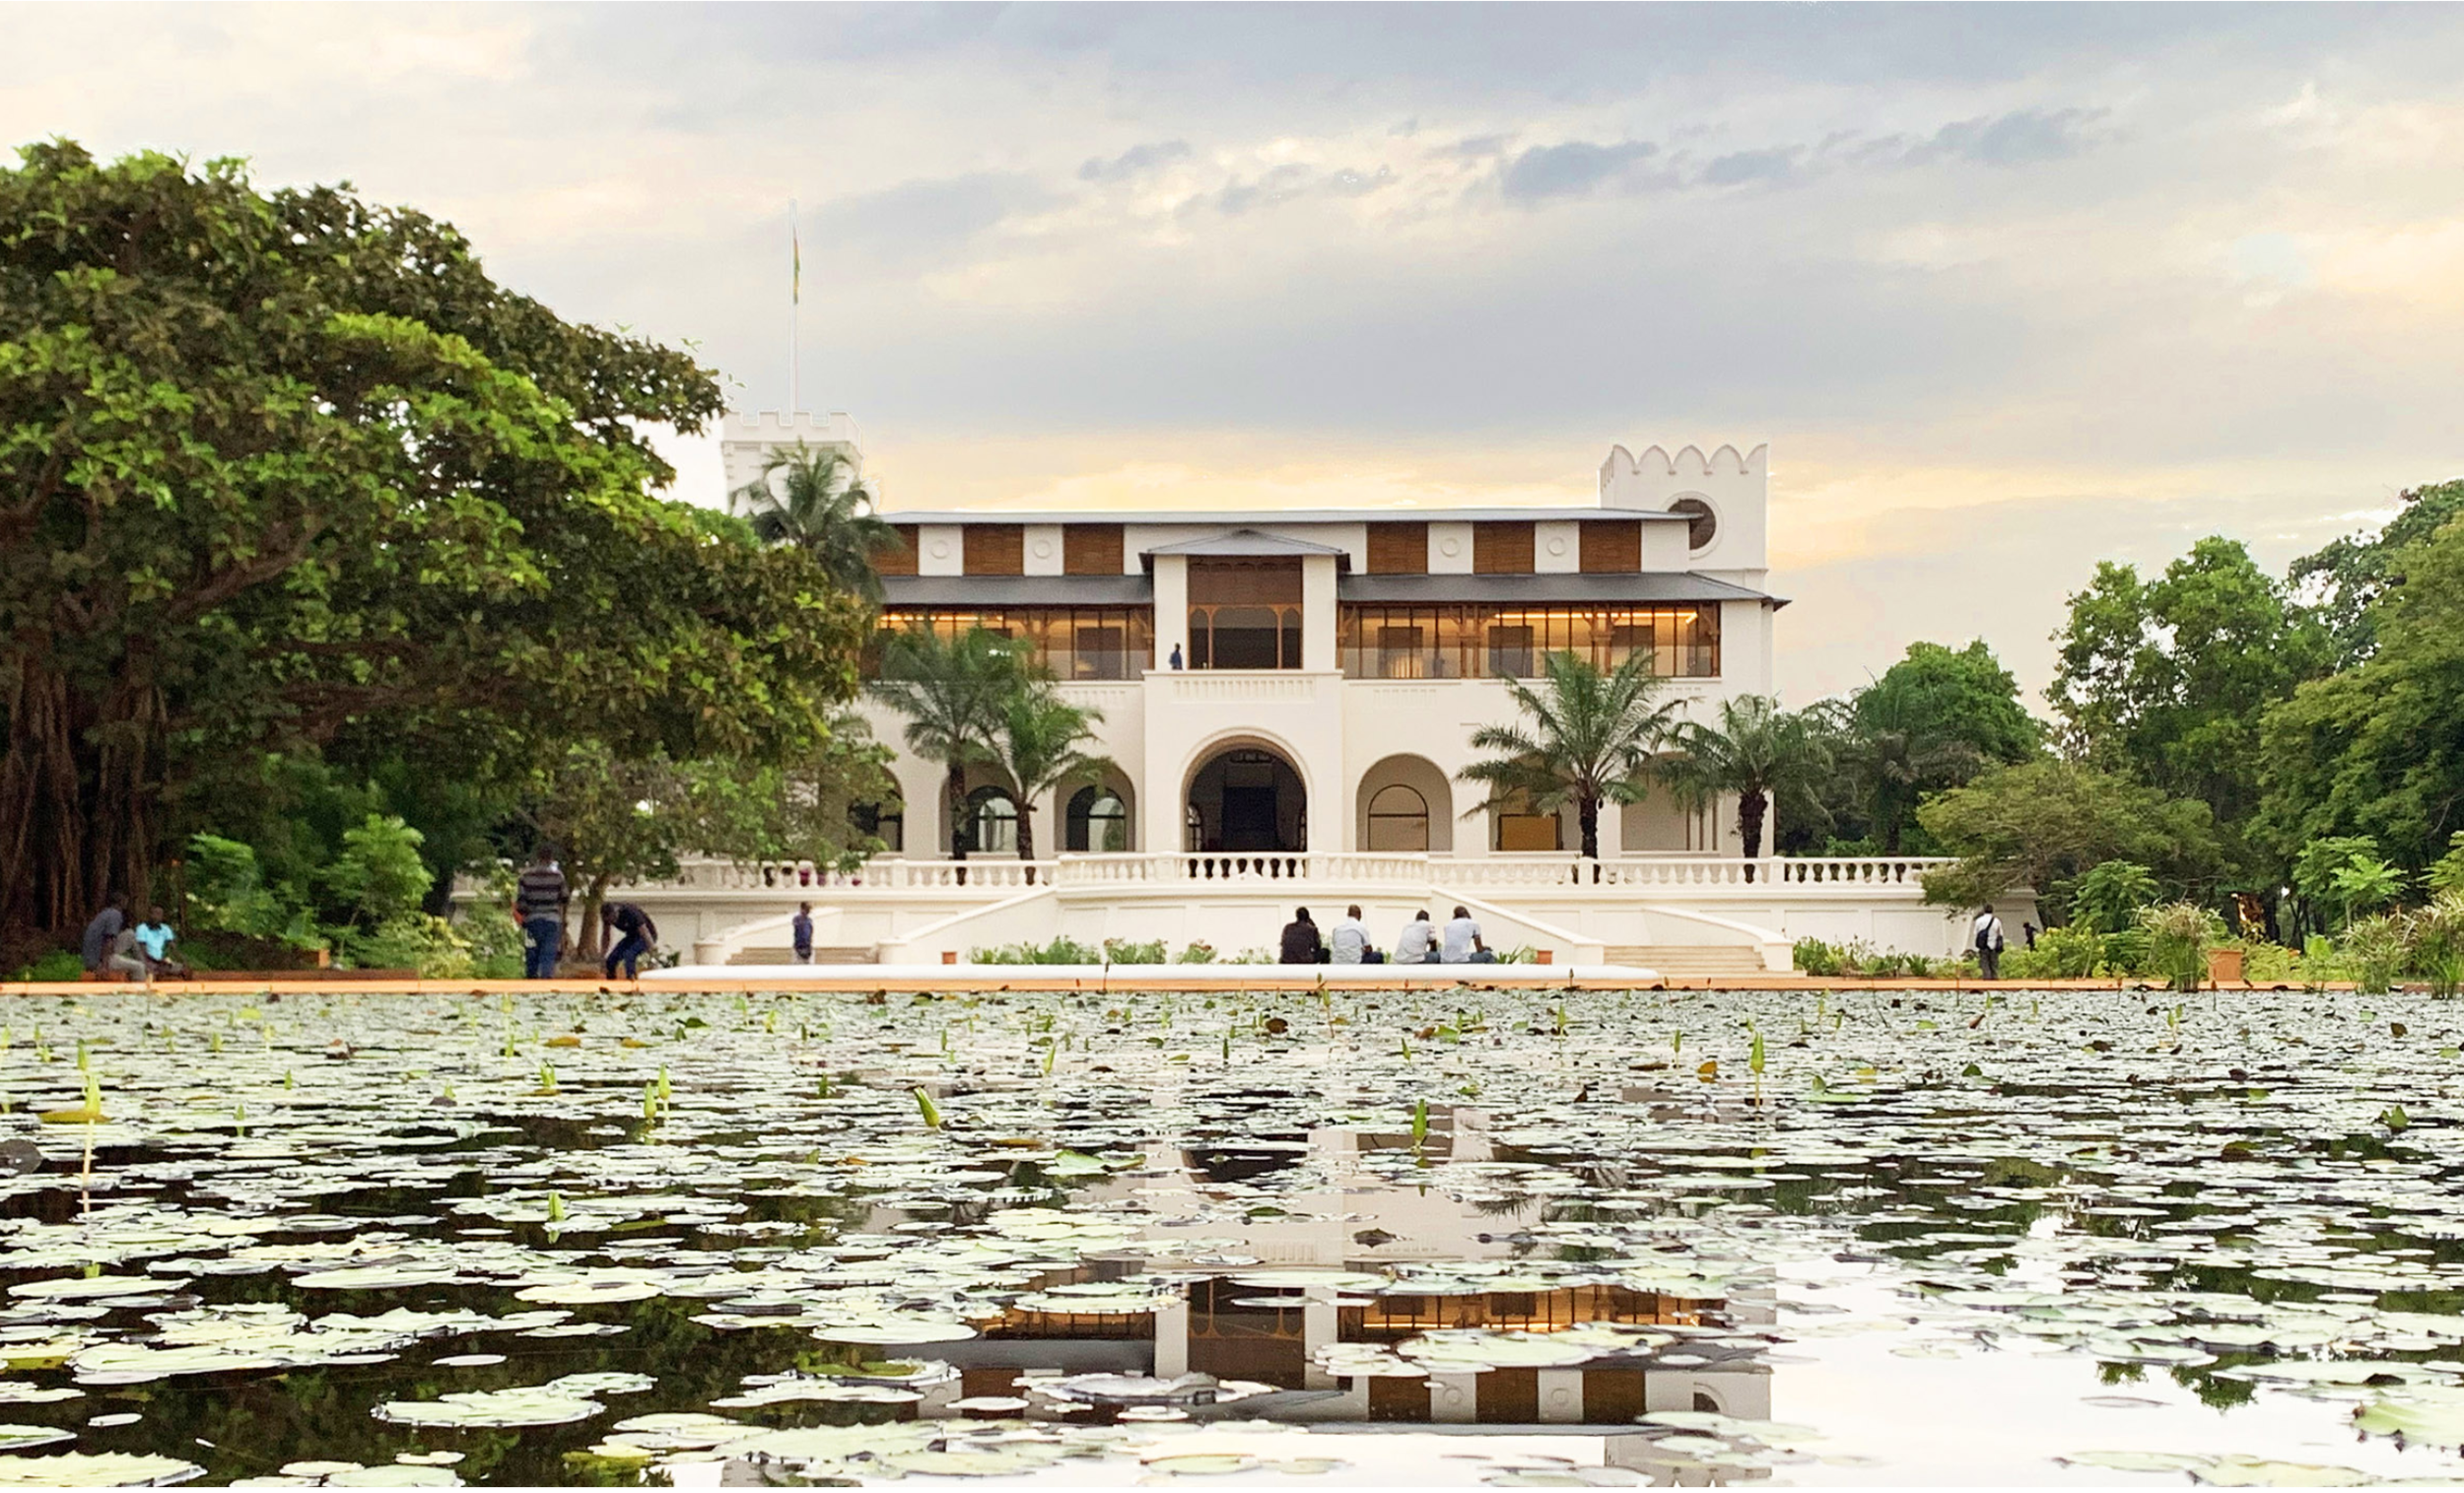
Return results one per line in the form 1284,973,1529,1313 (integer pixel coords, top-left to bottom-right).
1278,904,1497,966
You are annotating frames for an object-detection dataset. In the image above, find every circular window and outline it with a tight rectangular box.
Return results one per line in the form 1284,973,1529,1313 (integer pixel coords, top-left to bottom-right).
1670,498,1718,551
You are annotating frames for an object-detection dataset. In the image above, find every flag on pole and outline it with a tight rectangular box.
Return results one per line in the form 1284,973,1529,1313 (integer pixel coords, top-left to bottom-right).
790,201,801,305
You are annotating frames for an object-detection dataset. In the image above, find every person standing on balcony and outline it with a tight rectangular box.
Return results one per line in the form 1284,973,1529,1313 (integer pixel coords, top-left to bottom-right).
1396,910,1437,964
1279,907,1326,964
513,848,568,981
791,903,814,966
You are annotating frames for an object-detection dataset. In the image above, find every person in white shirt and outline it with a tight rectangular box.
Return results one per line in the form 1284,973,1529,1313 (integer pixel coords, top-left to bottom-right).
1441,906,1494,965
1330,905,1372,965
1972,908,2006,980
1395,911,1437,965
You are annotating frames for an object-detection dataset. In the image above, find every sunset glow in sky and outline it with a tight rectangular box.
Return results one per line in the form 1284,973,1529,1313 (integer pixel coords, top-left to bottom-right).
8,3,2461,700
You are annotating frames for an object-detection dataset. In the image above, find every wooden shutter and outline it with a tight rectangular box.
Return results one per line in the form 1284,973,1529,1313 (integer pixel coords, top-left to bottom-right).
1366,522,1428,575
1472,521,1535,575
963,524,1024,576
1063,524,1125,576
871,525,919,577
1579,520,1640,574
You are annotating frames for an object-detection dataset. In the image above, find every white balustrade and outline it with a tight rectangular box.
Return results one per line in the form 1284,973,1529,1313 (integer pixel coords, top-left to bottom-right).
1163,672,1321,703
623,852,1952,897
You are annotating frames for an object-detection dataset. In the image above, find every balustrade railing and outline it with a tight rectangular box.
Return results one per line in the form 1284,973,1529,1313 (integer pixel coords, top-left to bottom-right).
622,852,1953,896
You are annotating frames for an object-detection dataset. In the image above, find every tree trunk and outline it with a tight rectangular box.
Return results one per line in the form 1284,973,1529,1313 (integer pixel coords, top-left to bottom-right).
1,657,162,942
1577,796,1600,861
1014,792,1036,883
578,873,612,974
1739,789,1767,881
1882,802,1904,855
943,760,969,886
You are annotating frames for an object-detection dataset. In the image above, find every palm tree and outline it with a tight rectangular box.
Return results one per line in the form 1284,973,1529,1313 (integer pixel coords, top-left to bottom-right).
1845,707,1981,854
989,685,1114,864
1459,650,1683,860
1662,695,1834,868
733,444,901,605
869,626,1026,864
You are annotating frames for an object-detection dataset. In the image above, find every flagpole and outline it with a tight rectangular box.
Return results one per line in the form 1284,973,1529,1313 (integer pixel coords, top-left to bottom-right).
788,199,800,415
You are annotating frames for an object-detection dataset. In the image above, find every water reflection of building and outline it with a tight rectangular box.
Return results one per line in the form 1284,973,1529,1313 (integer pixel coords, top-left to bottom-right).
898,1109,1773,1447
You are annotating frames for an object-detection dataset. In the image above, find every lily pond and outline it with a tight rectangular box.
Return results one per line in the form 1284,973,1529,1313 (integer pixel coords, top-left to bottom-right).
2,986,2464,1487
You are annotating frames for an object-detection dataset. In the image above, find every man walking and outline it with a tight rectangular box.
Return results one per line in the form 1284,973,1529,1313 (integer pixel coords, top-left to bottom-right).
791,902,815,965
602,900,658,981
513,848,568,981
1973,906,2006,981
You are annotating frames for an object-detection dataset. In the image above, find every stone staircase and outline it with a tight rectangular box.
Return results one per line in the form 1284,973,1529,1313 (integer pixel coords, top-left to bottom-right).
1603,945,1778,978
726,945,875,966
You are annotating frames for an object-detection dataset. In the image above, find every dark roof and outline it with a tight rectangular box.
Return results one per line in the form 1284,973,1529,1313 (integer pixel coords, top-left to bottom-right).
1139,528,1349,563
882,507,1692,525
879,576,1153,608
1339,573,1782,606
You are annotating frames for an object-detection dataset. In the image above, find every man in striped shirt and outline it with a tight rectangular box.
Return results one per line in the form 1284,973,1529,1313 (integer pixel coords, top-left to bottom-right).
513,848,569,980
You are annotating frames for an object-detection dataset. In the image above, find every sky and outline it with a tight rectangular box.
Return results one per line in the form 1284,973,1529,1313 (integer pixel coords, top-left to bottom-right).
6,2,2462,703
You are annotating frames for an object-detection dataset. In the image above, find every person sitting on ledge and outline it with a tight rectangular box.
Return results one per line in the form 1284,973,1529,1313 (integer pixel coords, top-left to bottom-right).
1442,906,1496,965
1279,906,1326,964
1396,910,1438,965
1330,905,1373,965
132,906,187,979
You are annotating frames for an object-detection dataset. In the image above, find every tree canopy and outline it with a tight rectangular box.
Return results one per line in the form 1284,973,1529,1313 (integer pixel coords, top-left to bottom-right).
1845,641,2037,852
0,141,873,945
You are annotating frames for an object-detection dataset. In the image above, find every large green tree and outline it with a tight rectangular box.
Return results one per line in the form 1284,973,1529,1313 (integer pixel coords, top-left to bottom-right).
1846,640,2038,852
0,142,871,940
2258,508,2464,876
1460,650,1682,860
2047,537,2329,851
2289,479,2464,669
1916,759,2225,919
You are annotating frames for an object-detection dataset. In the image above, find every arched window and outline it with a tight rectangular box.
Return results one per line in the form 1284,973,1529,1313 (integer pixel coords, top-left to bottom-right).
1366,784,1430,851
1065,786,1130,852
960,786,1018,854
849,801,904,853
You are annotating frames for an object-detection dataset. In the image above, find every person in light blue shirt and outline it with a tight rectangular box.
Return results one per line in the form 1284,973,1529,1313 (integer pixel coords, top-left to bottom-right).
130,906,185,977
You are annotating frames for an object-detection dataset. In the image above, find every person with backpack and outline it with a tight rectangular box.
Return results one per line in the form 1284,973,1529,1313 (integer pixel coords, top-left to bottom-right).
1972,907,2006,980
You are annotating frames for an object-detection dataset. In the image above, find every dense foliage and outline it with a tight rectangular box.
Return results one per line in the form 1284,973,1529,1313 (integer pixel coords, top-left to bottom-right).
0,143,880,964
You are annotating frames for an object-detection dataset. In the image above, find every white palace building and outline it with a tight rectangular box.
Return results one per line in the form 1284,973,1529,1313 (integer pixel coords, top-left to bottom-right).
629,413,2014,977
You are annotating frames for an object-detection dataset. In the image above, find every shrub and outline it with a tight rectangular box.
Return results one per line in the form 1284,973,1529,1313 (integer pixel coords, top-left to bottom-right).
2098,926,2152,977
2415,891,2464,997
2137,902,2222,992
320,814,433,928
971,936,1104,965
186,833,316,946
1173,941,1219,965
342,915,474,979
454,911,528,981
1792,937,1844,976
2342,913,2411,995
2070,861,2157,934
15,950,83,983
1100,938,1167,965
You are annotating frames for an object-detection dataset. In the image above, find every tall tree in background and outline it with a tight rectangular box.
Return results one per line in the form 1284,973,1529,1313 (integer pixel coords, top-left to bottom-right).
1846,641,2038,852
734,445,902,607
2289,480,2464,669
2259,509,2464,876
2048,538,2330,858
1460,651,1682,860
871,627,1030,863
0,142,872,943
1663,695,1833,864
1918,760,2225,919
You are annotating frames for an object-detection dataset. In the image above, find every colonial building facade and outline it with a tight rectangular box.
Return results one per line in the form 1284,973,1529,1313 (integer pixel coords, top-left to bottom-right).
657,413,2004,971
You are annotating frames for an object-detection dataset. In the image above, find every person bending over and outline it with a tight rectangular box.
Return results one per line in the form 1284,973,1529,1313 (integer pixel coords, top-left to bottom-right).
602,901,659,981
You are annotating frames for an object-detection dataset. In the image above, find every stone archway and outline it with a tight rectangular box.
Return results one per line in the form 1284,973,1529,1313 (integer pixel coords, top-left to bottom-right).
1355,753,1454,852
1185,742,1309,853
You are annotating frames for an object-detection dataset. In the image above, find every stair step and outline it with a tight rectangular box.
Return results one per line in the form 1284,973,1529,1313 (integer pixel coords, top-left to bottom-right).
1604,944,1774,975
727,945,875,966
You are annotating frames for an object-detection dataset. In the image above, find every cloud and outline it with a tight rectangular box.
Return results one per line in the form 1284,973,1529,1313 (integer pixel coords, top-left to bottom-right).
1497,139,1660,201
1077,139,1192,182
1907,106,2106,166
1702,147,1802,187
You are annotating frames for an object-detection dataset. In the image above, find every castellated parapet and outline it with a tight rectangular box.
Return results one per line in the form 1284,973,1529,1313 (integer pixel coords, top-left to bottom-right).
1597,442,1768,576
720,410,865,511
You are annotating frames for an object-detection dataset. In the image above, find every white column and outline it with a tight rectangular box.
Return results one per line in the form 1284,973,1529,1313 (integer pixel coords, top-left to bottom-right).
1154,555,1190,670
1301,553,1338,673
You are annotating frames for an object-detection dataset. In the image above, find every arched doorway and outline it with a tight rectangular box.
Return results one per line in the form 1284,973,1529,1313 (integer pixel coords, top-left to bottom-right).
1186,745,1308,852
1356,754,1454,852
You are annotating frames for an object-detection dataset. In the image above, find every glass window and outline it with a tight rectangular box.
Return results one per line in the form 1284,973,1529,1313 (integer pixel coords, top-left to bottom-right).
1366,784,1430,851
850,801,904,853
1336,604,1719,679
1066,786,1130,852
960,786,1018,854
872,608,1154,680
1189,604,1303,669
